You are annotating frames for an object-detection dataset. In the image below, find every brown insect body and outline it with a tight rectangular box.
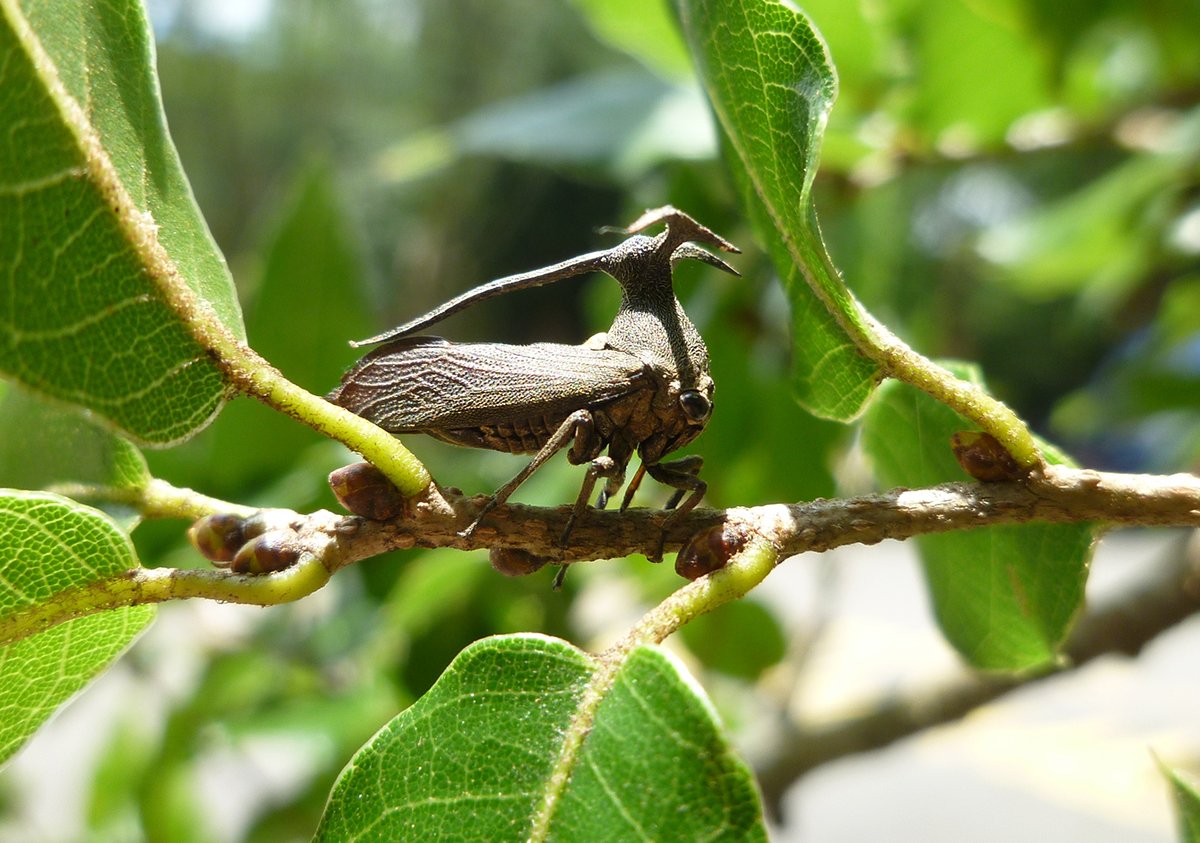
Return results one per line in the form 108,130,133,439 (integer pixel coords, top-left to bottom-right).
328,207,737,552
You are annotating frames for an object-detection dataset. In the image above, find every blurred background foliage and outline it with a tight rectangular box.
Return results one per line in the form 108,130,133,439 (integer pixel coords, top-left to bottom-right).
3,0,1198,839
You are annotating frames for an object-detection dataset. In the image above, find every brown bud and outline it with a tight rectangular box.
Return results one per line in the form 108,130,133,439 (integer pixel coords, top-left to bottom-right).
675,524,748,581
489,546,550,577
329,462,406,520
188,513,247,564
951,431,1023,482
231,533,301,575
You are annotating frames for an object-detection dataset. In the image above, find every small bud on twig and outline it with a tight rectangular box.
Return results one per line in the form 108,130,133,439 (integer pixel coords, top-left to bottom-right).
951,431,1024,482
231,533,301,575
675,524,749,580
489,547,551,577
329,462,407,520
188,513,247,564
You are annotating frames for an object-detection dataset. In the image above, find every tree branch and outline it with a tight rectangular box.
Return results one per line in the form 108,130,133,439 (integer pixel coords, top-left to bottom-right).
5,465,1197,644
322,464,1200,569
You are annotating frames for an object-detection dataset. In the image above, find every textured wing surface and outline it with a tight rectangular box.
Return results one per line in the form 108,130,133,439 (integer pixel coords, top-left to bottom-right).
328,337,650,432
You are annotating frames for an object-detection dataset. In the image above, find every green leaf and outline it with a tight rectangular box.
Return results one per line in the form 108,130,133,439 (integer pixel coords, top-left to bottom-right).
0,383,148,527
0,490,154,763
1161,763,1200,843
679,599,786,680
678,0,881,420
861,365,1093,671
317,634,766,842
0,1,244,445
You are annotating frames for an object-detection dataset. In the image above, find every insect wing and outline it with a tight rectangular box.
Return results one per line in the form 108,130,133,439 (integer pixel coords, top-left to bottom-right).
328,337,649,433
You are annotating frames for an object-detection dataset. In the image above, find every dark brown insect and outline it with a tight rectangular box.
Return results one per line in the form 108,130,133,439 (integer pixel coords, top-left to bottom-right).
328,207,738,556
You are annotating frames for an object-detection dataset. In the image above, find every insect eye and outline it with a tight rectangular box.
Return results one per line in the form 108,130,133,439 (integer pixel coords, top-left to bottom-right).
679,390,711,422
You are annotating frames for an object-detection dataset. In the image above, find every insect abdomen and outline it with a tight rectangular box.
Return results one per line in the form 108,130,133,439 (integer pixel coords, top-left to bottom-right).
432,412,569,454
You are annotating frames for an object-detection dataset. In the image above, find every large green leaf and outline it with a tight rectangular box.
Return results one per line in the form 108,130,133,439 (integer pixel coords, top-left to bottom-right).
0,0,243,445
317,634,766,842
678,0,881,420
861,365,1093,671
0,490,153,763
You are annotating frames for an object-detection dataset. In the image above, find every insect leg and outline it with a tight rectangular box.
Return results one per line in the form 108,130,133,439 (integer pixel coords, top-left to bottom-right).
659,455,703,510
618,463,647,511
642,457,707,562
593,438,633,510
618,455,702,512
560,456,622,546
460,409,591,539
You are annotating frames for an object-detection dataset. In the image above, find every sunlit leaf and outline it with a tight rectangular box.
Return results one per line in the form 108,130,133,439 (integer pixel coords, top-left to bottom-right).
0,491,153,763
317,634,765,841
0,1,243,444
678,0,881,420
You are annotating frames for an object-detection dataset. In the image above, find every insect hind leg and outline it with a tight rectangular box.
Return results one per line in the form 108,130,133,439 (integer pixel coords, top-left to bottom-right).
461,409,592,540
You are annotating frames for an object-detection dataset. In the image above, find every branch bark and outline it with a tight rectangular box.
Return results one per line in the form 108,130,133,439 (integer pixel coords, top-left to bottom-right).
322,464,1200,570
6,465,1198,645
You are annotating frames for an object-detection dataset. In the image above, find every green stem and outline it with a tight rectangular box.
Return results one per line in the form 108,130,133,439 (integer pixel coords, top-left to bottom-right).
617,537,779,648
809,245,1042,469
0,555,333,646
49,478,257,520
528,538,779,842
201,337,432,496
866,315,1042,468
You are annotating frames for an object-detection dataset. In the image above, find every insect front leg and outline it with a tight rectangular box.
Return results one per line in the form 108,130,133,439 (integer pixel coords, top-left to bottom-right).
658,455,703,510
617,455,703,511
642,456,706,562
617,463,645,511
461,409,592,540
